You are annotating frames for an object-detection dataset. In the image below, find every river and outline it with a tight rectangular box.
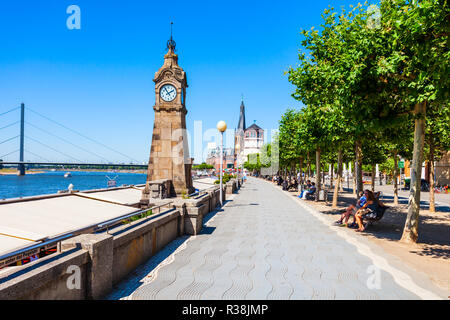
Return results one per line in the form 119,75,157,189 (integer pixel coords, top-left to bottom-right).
0,171,147,200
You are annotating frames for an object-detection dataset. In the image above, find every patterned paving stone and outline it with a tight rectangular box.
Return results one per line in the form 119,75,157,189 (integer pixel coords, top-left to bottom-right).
107,178,444,300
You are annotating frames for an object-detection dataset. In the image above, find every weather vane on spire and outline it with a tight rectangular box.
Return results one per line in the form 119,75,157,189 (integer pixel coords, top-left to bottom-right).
167,21,176,51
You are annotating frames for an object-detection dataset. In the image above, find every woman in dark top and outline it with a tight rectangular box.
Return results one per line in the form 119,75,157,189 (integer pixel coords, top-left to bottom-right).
355,190,379,232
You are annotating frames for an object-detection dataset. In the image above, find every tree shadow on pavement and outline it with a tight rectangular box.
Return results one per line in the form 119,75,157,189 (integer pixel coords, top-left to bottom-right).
355,205,449,260
307,191,450,260
381,195,450,213
226,203,259,207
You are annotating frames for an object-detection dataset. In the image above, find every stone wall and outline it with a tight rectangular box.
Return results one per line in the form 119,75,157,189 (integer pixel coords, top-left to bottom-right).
111,209,182,285
0,208,183,300
0,249,89,300
173,194,210,235
0,185,235,300
226,179,238,194
207,188,221,212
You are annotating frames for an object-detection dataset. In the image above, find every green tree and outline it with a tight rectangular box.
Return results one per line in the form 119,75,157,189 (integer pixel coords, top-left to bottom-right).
279,109,301,178
244,153,262,174
286,0,449,242
193,162,214,170
377,0,450,243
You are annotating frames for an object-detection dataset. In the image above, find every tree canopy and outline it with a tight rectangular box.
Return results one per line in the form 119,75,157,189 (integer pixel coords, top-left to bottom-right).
282,0,449,242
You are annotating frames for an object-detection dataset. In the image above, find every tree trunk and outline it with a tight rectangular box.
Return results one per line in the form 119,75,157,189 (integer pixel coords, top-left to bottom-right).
379,166,383,186
347,162,351,191
352,161,357,197
332,149,342,208
330,163,334,188
307,152,311,181
393,151,399,205
355,141,363,195
299,157,303,192
401,101,426,243
429,139,435,213
371,164,376,192
315,148,321,202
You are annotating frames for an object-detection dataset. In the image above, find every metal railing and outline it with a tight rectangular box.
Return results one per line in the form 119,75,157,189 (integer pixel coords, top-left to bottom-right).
187,185,219,199
97,201,174,231
0,201,174,269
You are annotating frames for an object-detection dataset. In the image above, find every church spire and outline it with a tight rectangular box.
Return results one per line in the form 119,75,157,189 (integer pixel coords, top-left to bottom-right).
238,98,246,131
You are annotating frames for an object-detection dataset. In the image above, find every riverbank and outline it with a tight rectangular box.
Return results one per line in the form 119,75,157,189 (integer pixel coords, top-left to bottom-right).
51,169,146,174
0,169,146,175
0,169,45,176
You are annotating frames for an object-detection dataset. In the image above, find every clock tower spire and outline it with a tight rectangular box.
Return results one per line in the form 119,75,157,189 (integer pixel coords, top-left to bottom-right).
142,30,194,201
166,21,176,52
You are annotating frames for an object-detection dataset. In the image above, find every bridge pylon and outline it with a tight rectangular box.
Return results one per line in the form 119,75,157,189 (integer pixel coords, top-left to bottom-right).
18,103,25,176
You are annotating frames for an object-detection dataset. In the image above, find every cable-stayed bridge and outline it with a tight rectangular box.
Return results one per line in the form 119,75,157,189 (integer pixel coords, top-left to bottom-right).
0,104,147,175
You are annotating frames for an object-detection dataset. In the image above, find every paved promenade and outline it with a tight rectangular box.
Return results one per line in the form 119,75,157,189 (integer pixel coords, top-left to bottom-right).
108,177,446,300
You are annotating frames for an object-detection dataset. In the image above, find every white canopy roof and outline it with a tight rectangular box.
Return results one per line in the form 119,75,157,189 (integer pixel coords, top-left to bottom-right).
80,187,144,206
0,235,34,257
0,187,143,256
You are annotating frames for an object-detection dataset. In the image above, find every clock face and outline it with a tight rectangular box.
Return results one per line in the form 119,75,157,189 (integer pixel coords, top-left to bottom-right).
160,84,177,102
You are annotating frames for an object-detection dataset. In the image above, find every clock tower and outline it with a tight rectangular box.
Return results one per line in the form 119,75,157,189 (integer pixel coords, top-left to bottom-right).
143,32,194,198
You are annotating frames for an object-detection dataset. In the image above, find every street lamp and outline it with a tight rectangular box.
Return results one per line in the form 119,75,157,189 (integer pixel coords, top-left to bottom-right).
217,120,227,206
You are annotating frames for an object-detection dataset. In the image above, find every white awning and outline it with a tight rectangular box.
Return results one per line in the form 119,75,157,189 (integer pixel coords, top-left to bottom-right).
0,235,34,256
0,195,138,244
193,178,217,191
78,187,144,206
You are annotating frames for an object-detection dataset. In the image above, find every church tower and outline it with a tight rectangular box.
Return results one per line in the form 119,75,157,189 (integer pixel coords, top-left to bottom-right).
143,27,194,197
234,99,246,168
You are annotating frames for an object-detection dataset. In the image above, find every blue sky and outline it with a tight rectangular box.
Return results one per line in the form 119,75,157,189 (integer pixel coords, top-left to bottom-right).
0,0,358,164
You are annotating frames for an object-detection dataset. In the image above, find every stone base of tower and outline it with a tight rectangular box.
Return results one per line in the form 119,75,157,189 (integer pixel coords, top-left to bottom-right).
140,177,195,208
144,111,195,198
147,161,195,197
